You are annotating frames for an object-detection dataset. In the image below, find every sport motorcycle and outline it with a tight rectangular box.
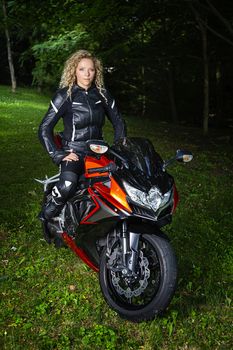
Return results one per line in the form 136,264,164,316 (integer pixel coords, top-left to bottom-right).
36,136,193,322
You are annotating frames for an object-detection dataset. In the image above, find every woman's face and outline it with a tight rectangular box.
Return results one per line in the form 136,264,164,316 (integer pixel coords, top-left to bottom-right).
76,58,95,90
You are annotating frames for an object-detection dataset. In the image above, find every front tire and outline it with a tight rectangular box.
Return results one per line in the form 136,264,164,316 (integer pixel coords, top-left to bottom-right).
99,234,177,322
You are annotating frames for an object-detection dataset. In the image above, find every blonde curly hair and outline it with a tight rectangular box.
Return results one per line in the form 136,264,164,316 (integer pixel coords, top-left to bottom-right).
59,50,105,97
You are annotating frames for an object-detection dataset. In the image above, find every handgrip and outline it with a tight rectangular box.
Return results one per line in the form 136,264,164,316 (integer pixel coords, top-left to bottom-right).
87,162,117,174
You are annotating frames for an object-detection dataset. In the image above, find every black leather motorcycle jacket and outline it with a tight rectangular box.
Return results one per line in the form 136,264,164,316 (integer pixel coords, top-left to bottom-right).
38,84,126,164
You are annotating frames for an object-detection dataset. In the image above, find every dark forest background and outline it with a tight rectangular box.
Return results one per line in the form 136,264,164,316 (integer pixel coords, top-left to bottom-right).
1,0,233,135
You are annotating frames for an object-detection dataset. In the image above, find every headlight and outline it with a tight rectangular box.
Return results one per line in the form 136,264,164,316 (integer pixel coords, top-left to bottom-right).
123,181,172,212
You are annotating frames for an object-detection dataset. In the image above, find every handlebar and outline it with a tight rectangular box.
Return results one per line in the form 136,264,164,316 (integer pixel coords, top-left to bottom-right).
87,162,117,174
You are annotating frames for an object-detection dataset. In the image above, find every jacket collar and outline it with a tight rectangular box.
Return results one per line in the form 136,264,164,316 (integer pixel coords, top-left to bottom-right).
72,83,96,93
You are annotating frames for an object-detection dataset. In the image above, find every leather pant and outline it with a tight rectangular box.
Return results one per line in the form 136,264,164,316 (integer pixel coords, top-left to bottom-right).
43,156,85,220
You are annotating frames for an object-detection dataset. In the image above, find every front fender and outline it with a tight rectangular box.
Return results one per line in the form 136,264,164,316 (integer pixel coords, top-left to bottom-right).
128,221,170,241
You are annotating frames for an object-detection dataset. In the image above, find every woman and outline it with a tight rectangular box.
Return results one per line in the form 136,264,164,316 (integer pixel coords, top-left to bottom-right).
38,49,126,220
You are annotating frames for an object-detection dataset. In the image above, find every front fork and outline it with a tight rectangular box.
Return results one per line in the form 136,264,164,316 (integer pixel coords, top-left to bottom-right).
121,221,140,275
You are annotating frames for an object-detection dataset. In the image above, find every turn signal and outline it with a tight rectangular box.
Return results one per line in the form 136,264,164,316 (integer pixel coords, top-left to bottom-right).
89,144,109,154
183,154,193,162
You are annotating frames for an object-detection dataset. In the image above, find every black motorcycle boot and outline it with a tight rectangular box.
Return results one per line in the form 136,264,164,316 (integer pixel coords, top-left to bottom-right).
38,201,67,248
38,173,78,222
38,199,64,222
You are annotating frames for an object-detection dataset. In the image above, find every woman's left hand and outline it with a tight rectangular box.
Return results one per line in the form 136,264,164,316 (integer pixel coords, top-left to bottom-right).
62,152,79,162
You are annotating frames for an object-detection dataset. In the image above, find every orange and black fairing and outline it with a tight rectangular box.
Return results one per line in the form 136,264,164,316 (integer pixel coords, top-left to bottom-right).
85,155,110,178
62,232,99,271
80,187,119,224
79,155,132,225
93,178,132,214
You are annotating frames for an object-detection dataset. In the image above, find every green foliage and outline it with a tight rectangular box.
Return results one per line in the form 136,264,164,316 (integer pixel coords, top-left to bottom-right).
2,1,233,128
0,85,232,349
31,26,95,89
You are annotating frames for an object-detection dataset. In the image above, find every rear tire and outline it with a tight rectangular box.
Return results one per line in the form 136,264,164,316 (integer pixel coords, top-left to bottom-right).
99,234,177,322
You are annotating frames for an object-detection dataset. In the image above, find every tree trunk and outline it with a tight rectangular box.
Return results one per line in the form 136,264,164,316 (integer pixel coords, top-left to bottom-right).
202,23,209,136
141,65,146,117
190,5,210,135
167,64,178,124
2,0,16,92
215,62,222,126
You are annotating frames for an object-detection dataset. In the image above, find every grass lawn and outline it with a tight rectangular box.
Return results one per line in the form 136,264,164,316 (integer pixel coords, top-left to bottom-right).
0,85,232,349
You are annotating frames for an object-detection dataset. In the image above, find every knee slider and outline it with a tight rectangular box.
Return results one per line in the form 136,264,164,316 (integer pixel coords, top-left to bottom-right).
52,178,77,203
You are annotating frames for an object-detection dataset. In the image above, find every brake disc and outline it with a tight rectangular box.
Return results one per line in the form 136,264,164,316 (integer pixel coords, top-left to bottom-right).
111,251,150,298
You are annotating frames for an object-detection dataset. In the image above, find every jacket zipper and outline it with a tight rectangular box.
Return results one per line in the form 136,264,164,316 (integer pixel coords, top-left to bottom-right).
85,91,93,139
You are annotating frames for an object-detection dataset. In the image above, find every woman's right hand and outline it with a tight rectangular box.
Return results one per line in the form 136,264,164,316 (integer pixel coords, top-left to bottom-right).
62,152,79,162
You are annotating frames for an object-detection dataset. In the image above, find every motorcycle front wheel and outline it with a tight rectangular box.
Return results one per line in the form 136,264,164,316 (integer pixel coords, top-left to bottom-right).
99,233,177,322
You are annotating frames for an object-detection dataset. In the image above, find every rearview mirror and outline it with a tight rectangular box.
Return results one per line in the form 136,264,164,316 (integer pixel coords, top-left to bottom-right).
163,149,193,170
176,149,193,163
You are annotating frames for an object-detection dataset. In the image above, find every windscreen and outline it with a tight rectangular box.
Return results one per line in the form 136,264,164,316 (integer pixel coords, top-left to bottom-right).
113,137,173,193
114,137,163,175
